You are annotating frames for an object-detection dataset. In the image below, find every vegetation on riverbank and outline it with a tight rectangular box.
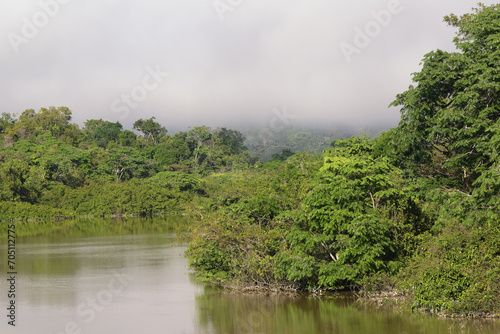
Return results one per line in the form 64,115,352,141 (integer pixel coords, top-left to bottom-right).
1,4,500,317
186,4,500,317
0,214,186,238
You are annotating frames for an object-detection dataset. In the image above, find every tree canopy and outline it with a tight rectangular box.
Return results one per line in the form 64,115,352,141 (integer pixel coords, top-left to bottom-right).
389,4,500,197
133,117,167,144
2,5,500,317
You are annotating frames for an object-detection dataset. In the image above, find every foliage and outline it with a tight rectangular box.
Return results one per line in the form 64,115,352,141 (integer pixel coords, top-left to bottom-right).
148,171,204,193
216,127,247,155
185,3,500,306
4,8,500,315
153,132,192,167
7,107,82,145
104,147,156,181
133,117,167,145
271,148,295,162
389,4,500,195
0,110,251,219
185,159,318,289
244,125,385,161
275,137,426,290
185,212,290,287
374,4,500,315
0,201,76,222
83,119,124,148
0,113,16,135
0,157,47,203
39,180,180,217
397,222,500,315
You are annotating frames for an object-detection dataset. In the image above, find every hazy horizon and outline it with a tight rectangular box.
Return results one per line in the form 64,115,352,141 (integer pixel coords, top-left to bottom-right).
1,1,495,134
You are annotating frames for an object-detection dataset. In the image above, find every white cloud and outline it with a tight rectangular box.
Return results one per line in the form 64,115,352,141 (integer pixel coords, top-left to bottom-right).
0,0,496,131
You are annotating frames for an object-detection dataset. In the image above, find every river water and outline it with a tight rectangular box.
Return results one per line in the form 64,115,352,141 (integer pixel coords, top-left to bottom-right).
1,217,499,334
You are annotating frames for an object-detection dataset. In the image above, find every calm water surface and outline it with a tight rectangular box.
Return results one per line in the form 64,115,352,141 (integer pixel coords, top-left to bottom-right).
1,217,499,334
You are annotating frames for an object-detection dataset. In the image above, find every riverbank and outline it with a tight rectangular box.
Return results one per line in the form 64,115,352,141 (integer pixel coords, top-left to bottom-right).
194,279,500,320
360,289,500,319
2,205,499,319
0,212,189,238
3,159,499,318
6,225,500,334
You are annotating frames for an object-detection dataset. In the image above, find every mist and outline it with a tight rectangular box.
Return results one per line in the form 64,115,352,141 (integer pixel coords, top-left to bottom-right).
0,0,494,133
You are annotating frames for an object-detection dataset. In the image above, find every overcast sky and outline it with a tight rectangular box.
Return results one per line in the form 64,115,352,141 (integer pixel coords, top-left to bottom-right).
0,0,496,133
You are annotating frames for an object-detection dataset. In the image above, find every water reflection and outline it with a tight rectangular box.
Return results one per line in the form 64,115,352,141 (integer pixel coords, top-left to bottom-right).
0,214,188,238
195,289,500,334
1,216,198,334
0,216,498,334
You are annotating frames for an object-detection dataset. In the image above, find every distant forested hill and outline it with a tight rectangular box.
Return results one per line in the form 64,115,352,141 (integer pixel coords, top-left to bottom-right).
242,125,388,161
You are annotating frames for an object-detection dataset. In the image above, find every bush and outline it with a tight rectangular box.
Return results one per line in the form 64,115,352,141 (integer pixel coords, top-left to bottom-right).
148,171,204,193
397,222,500,314
0,201,76,221
39,180,181,216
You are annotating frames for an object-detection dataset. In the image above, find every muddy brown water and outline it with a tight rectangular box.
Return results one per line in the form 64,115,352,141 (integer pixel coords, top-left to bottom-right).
1,217,499,334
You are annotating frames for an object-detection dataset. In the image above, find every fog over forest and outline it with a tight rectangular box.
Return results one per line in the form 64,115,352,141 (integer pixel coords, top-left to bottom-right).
1,0,497,133
3,4,500,325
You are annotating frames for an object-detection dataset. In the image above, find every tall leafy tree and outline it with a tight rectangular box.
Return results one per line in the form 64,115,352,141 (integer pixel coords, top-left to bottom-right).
276,137,423,289
271,148,295,162
104,147,156,180
187,126,213,170
0,113,16,135
390,4,500,194
118,130,137,147
153,132,192,167
0,156,47,203
216,127,246,155
133,117,167,145
83,119,123,148
10,107,82,145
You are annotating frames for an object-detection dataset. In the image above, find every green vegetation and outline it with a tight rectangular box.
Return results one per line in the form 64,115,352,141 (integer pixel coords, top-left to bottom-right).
244,125,385,161
0,215,186,238
186,4,500,317
0,109,250,222
185,139,425,292
1,4,500,317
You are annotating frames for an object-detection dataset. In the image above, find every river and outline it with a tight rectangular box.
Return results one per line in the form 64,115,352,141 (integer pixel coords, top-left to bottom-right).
1,216,499,334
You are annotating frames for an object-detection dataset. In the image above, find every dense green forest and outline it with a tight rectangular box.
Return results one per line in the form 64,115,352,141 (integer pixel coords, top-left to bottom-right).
0,107,257,220
186,4,500,317
1,4,500,317
0,106,357,221
243,124,386,161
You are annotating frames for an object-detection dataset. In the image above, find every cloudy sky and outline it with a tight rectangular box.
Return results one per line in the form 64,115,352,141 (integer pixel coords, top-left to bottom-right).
0,0,496,132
